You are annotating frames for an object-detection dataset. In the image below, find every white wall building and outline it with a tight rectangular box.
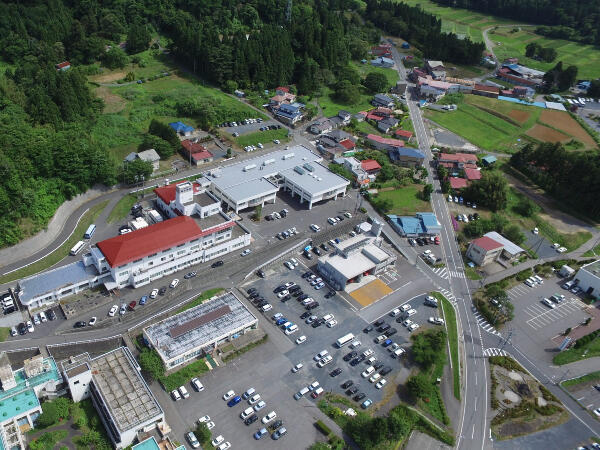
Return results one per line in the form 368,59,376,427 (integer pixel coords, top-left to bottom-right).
62,347,165,449
574,260,600,299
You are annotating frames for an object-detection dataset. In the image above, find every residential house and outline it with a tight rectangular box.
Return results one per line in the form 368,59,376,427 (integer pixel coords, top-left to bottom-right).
377,117,399,133
317,129,356,159
466,236,504,266
371,57,394,68
55,61,71,71
391,82,407,95
449,177,468,190
123,149,161,172
366,134,404,152
464,168,481,181
181,140,215,165
343,158,372,186
372,94,395,108
270,90,296,106
472,83,500,99
425,60,446,80
497,67,540,88
169,121,194,137
338,110,352,123
309,118,334,135
438,153,478,169
418,76,473,100
371,44,392,57
409,68,427,82
394,129,413,142
481,155,497,167
388,147,425,168
354,112,367,122
361,159,381,176
274,103,303,125
373,107,394,117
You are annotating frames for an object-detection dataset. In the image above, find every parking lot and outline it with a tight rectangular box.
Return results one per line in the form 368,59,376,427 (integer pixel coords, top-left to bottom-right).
565,382,600,421
507,275,590,340
220,119,280,136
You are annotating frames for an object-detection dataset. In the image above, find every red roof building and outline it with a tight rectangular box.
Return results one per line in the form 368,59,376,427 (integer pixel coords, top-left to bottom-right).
55,61,71,70
439,153,478,168
366,112,385,122
471,236,503,251
276,86,290,93
366,134,405,150
464,168,481,181
466,236,504,266
154,181,202,205
339,139,355,150
181,140,214,165
361,159,382,173
97,216,203,268
394,129,414,141
449,177,468,189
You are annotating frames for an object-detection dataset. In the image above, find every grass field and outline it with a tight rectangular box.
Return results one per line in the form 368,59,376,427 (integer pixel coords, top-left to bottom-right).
374,185,432,215
0,200,109,285
107,194,136,224
583,244,600,257
562,371,600,388
553,339,600,366
233,128,290,148
426,95,596,152
434,292,461,400
401,0,600,79
0,327,9,342
176,288,224,314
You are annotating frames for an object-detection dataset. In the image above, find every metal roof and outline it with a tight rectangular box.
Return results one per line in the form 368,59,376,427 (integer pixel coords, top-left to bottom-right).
484,232,525,256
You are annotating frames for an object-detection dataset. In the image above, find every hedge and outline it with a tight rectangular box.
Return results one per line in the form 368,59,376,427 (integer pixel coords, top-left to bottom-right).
316,420,332,436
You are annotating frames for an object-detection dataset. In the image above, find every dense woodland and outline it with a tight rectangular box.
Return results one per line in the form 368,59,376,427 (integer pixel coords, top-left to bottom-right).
429,0,600,45
510,143,600,221
365,0,485,64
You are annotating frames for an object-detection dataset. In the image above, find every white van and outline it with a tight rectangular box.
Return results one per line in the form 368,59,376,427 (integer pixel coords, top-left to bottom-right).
524,278,535,287
242,388,256,400
294,386,310,400
284,324,298,335
323,314,334,322
533,275,543,284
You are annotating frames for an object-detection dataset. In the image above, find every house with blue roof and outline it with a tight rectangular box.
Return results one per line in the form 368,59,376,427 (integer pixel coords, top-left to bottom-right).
388,146,425,168
387,212,441,237
168,121,194,136
274,103,303,125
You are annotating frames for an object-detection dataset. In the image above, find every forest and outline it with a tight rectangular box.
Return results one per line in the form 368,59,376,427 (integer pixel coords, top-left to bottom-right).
429,0,600,45
510,143,600,221
365,0,485,64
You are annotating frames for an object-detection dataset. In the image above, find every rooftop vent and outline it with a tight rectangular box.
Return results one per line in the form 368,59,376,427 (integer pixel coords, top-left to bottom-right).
263,158,275,166
294,166,305,175
243,164,257,172
303,163,314,172
282,153,295,160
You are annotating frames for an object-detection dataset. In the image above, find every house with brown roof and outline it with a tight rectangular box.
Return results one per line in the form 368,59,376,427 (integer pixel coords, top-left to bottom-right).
466,236,504,266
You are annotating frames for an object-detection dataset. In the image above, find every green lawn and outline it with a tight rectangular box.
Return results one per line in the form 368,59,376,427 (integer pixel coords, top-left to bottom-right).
374,185,432,216
0,200,109,284
434,292,461,400
0,327,9,342
160,359,210,391
401,0,600,79
465,266,482,280
107,194,136,224
350,61,399,87
562,371,600,388
356,120,384,136
583,244,600,257
553,338,600,365
233,128,290,148
176,288,224,313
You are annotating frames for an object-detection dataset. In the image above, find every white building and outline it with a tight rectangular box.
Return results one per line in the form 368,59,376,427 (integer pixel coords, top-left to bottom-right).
317,221,396,290
62,347,165,449
143,291,258,369
154,180,221,219
205,145,349,213
0,353,63,450
574,260,600,299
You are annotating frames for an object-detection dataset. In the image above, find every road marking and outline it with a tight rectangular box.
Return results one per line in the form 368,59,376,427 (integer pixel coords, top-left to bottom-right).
577,396,585,401
475,373,478,385
432,266,449,279
483,348,508,357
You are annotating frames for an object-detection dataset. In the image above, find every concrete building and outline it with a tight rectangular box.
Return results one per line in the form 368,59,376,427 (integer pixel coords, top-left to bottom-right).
154,180,221,219
574,260,600,299
0,353,62,450
317,221,396,290
483,231,525,264
143,291,258,369
387,213,442,237
205,145,349,212
62,347,165,449
466,236,504,266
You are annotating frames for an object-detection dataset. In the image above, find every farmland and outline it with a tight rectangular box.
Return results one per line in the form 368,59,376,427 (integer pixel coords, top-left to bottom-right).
425,96,596,152
401,0,600,79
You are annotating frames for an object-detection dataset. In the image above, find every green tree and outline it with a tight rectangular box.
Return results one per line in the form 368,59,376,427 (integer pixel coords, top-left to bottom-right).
121,159,153,184
254,205,262,221
139,134,174,160
138,348,165,380
195,423,211,445
224,80,238,93
125,71,135,82
515,196,537,217
102,47,128,69
406,374,431,400
363,72,388,93
422,183,433,200
334,79,360,104
149,119,180,151
525,42,539,57
127,22,151,54
466,171,508,211
503,224,525,245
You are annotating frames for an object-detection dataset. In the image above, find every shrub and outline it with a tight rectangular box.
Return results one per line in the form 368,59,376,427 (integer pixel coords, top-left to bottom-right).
488,356,526,373
315,420,332,436
516,268,533,281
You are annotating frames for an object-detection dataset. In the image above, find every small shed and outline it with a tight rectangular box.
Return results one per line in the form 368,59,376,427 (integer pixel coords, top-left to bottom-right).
481,155,497,167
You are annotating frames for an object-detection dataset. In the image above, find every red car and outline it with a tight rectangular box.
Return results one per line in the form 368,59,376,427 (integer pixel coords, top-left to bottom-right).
434,236,440,245
127,301,137,311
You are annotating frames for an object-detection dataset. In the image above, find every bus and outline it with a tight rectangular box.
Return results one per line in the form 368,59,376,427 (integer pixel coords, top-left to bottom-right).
84,224,96,239
336,333,355,348
70,241,86,256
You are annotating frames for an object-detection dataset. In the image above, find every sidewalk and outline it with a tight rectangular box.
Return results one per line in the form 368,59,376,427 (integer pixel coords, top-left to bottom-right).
0,186,109,268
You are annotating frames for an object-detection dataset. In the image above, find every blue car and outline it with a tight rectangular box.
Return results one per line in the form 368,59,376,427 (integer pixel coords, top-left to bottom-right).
275,318,287,326
139,296,148,305
334,238,340,243
227,396,242,407
382,339,393,347
254,428,268,440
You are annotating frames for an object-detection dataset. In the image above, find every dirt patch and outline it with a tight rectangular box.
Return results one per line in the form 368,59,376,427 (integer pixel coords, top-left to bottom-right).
90,71,126,83
508,109,531,125
526,124,570,143
539,109,596,147
95,86,126,113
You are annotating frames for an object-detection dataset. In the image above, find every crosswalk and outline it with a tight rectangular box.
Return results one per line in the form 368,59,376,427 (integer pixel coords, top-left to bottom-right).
483,348,508,357
438,288,456,304
472,307,501,336
431,266,466,280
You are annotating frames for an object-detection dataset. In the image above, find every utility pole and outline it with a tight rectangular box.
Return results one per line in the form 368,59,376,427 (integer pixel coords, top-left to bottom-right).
500,328,513,352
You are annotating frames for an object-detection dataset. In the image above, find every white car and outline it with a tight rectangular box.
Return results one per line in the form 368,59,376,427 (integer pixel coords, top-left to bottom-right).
344,212,352,218
429,317,445,325
254,400,266,411
327,217,337,225
362,366,375,378
400,304,411,312
206,421,215,430
178,386,190,399
532,227,539,234
186,431,200,449
223,390,235,401
405,308,417,317
284,261,294,270
119,304,126,315
296,335,307,344
217,443,231,450
248,394,261,404
273,139,280,144
402,319,413,327
375,379,387,389
170,278,179,288
388,343,400,352
326,319,337,328
212,435,225,447
39,311,47,322
33,315,40,325
261,303,273,312
171,389,181,401
317,355,333,367
552,243,560,249
241,407,254,419
541,298,556,309
198,415,211,423
27,321,34,333
291,363,303,373
314,350,329,361
277,290,289,298
262,411,277,424
557,247,567,253
310,224,321,232
309,381,320,391
191,377,204,391
390,308,401,317
241,249,252,256
408,323,420,332
150,289,159,299
369,373,381,383
88,317,97,326
108,305,118,317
